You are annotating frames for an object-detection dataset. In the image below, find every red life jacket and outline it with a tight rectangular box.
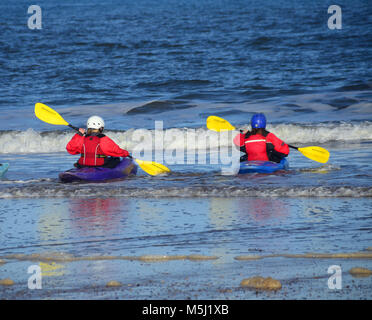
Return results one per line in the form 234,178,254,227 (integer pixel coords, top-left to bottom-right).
78,135,107,166
244,134,269,161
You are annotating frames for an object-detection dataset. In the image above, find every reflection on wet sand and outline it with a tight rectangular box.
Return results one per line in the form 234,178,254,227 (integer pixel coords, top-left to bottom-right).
69,198,129,236
236,198,289,223
70,199,130,281
209,197,289,227
40,261,65,277
38,202,67,243
0,252,219,263
34,198,130,279
208,197,290,263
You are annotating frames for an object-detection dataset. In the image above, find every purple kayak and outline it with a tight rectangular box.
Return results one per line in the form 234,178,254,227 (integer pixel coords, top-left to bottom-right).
59,158,138,183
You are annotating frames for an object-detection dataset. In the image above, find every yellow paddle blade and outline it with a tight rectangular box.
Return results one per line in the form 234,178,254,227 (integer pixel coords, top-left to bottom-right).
206,116,236,132
134,159,171,176
35,103,69,126
298,146,330,164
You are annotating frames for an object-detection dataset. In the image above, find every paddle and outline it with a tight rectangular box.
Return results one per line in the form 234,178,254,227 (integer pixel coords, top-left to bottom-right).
206,115,330,164
34,103,171,175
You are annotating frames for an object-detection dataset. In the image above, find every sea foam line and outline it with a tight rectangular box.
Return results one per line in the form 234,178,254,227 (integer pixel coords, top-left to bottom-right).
0,121,372,155
0,185,371,198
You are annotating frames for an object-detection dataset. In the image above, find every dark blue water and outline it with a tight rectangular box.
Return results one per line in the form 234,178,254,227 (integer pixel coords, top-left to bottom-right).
0,0,371,130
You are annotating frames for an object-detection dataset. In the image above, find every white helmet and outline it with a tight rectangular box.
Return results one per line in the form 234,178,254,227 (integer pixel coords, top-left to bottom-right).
87,116,105,129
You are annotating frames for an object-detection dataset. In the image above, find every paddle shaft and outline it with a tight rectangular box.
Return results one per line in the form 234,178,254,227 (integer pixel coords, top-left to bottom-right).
68,124,80,132
288,144,299,150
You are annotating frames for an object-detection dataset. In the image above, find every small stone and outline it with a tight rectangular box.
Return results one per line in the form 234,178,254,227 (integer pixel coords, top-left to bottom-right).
240,276,282,291
0,278,14,286
106,281,122,287
349,267,372,277
187,255,218,261
234,255,261,260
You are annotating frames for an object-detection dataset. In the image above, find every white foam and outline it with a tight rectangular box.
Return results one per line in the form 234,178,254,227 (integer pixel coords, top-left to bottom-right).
266,122,372,144
0,185,371,199
0,122,372,154
0,129,73,154
0,178,54,185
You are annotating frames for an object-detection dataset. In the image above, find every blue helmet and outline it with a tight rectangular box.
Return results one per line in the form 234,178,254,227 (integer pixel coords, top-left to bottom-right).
251,113,266,129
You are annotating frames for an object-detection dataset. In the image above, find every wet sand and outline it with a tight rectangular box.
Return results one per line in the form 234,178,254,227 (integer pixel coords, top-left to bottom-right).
0,196,371,299
1,250,372,299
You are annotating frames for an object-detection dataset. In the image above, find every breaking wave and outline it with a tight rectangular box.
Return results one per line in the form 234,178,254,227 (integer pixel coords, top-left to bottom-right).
1,121,372,154
0,185,371,199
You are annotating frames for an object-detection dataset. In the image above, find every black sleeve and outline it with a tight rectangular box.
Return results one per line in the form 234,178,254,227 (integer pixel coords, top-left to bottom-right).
239,131,252,153
266,143,288,163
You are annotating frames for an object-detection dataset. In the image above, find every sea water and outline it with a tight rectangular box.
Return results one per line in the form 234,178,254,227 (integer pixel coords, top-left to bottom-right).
0,0,371,299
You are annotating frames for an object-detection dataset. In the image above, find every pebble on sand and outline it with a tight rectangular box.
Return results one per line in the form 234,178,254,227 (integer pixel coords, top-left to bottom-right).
240,276,282,291
106,281,122,287
187,254,218,261
349,267,372,277
137,255,186,262
234,255,261,260
0,278,14,286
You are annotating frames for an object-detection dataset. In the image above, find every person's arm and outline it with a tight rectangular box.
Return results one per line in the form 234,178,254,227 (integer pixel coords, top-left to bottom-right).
99,136,130,158
266,133,289,156
233,133,244,147
66,133,84,155
233,132,247,153
233,131,251,153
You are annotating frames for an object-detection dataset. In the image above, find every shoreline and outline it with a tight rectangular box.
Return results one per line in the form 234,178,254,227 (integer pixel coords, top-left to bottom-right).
1,252,371,299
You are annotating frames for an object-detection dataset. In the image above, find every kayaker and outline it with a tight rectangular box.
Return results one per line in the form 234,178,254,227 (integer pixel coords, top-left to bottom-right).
66,116,130,168
233,113,289,163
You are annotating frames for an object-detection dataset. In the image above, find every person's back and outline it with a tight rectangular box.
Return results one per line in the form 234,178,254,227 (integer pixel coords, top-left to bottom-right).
233,113,289,163
66,115,130,168
243,129,270,161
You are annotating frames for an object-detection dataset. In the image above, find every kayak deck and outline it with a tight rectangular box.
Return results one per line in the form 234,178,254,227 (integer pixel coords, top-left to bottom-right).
239,158,289,174
59,158,138,183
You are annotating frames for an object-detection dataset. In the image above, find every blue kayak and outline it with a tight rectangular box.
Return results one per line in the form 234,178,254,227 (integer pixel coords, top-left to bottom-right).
59,158,138,183
0,163,9,178
239,158,289,174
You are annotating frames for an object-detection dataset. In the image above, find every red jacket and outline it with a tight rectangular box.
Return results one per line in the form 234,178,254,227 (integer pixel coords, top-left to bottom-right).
66,133,129,166
234,130,289,162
